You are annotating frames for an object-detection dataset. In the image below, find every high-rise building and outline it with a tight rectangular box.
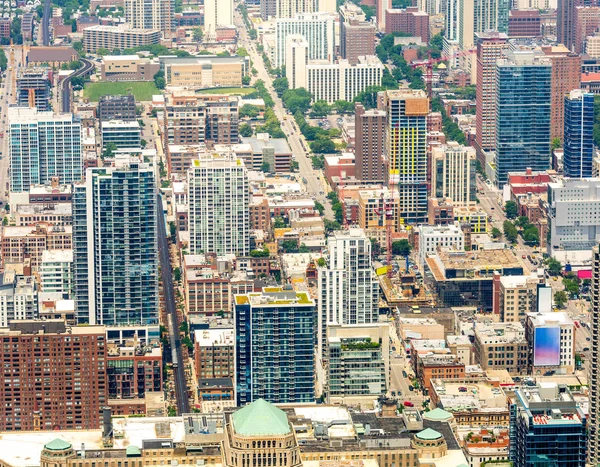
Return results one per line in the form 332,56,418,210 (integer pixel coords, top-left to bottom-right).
275,12,335,68
575,6,600,53
234,287,315,405
204,0,233,40
541,45,581,141
384,89,429,224
187,151,249,256
285,35,308,89
339,3,376,65
590,243,600,463
16,68,51,111
564,90,594,178
376,0,392,29
317,228,380,361
431,142,476,207
507,9,542,37
510,382,586,466
355,103,386,183
8,107,82,193
260,0,277,20
474,32,508,164
384,8,430,43
73,156,158,325
124,0,172,33
0,320,106,431
494,51,551,187
274,0,316,18
40,249,73,296
557,0,592,50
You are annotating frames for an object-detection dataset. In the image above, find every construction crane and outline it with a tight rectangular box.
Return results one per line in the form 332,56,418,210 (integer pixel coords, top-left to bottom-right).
410,48,476,99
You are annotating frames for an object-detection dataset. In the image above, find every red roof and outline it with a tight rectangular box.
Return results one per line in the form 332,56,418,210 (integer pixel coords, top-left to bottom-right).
581,72,600,82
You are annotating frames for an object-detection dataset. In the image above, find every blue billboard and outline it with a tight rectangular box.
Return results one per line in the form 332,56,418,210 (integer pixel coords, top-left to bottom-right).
533,326,561,367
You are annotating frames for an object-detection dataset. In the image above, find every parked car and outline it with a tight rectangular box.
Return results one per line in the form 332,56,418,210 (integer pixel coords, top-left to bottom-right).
403,401,414,407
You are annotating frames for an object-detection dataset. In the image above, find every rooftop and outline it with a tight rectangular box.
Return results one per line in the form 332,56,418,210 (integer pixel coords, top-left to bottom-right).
431,378,508,413
194,328,234,347
232,399,291,436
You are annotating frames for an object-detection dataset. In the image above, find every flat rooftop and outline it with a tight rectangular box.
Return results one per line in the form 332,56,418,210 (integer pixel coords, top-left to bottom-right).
194,328,234,347
431,379,508,412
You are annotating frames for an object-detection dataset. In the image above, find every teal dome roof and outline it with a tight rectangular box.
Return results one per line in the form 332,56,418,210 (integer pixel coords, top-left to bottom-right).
232,399,291,436
424,408,453,421
45,439,72,451
416,428,443,440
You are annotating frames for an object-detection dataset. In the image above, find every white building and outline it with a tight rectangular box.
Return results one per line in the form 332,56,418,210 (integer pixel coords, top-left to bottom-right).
431,142,477,207
495,273,548,322
187,151,249,256
526,311,575,374
40,249,73,296
124,0,172,32
101,120,142,150
418,224,464,268
285,34,308,89
305,56,384,103
548,178,600,262
275,12,335,68
204,0,233,40
0,272,37,327
8,107,82,193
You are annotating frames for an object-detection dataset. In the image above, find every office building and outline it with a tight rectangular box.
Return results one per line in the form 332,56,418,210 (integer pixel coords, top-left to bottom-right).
234,288,316,405
16,68,51,111
260,0,277,20
526,312,575,374
188,151,249,256
355,103,386,183
83,25,161,53
473,321,528,374
564,90,594,178
575,6,600,54
194,328,234,379
591,244,600,463
449,0,509,54
0,320,106,431
510,383,586,467
98,94,137,123
339,3,376,64
273,0,316,19
541,46,581,142
305,56,383,103
508,9,542,37
548,178,600,261
275,12,335,68
100,55,160,82
73,157,158,325
494,51,552,187
285,35,308,89
8,107,82,193
204,0,233,40
384,8,430,43
384,89,429,224
557,0,584,51
0,272,37,327
377,0,391,29
431,142,476,207
474,32,508,162
317,228,380,361
357,188,401,244
124,0,172,32
418,224,465,268
101,120,142,149
493,273,547,322
40,249,73,296
162,56,249,88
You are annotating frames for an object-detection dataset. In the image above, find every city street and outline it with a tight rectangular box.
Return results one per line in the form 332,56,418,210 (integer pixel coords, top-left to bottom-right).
233,10,334,219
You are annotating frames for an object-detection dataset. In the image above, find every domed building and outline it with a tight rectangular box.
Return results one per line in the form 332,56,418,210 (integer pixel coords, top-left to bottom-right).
40,439,77,467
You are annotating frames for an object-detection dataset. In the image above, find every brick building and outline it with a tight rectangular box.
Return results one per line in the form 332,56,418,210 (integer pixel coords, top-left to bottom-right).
385,8,430,43
194,328,235,380
508,10,541,37
355,103,386,183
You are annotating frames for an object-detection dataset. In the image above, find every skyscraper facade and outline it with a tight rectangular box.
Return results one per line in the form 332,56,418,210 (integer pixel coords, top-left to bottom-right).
234,288,315,405
187,151,249,256
124,0,172,32
590,243,600,463
384,89,429,223
494,51,552,187
355,103,386,183
8,107,82,193
431,142,477,207
339,3,376,64
564,90,594,178
204,0,233,39
73,157,158,325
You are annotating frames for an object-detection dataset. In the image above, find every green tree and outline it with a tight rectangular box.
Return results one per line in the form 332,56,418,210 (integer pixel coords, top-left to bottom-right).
311,155,325,169
140,139,147,148
273,77,289,97
503,220,518,243
298,243,310,253
522,225,539,246
169,221,176,242
317,257,326,267
282,87,312,114
154,70,166,89
273,217,287,228
311,100,331,117
281,239,299,253
102,142,117,159
324,218,341,233
239,123,253,137
173,267,182,282
334,100,355,114
0,48,7,70
2,217,7,226
240,104,260,119
392,239,412,257
551,137,561,150
491,227,502,239
310,138,336,153
545,257,562,276
554,290,568,308
314,201,325,215
515,216,531,229
242,75,251,85
505,201,518,219
261,161,271,173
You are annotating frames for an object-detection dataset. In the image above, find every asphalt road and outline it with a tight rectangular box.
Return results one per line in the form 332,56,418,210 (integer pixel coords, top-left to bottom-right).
60,58,94,113
41,0,51,46
233,10,334,220
156,194,190,415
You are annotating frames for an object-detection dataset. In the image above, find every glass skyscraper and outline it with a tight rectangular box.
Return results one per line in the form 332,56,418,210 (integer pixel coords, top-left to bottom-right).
494,50,552,187
564,89,594,178
73,156,158,325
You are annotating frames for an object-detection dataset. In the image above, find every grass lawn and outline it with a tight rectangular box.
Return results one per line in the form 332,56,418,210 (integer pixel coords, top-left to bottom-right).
196,87,256,95
84,81,160,101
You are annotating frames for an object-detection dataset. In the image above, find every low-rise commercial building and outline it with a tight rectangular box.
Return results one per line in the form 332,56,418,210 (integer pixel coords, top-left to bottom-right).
100,55,160,81
101,120,142,149
473,321,528,374
493,272,548,322
194,328,234,380
162,56,249,88
417,354,465,395
526,312,575,374
418,224,464,268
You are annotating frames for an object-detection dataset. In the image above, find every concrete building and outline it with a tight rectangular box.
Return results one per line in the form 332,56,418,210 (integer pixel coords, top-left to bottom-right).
285,35,308,89
355,103,386,184
98,94,137,123
83,25,161,53
303,56,383,103
431,142,476,207
526,312,575,375
548,178,600,261
510,383,586,467
0,320,106,431
377,0,392,29
508,9,541,37
0,272,37,327
8,107,81,193
384,8,430,43
275,12,335,68
73,157,158,325
357,188,401,243
418,224,465,268
494,273,546,322
39,249,73,296
234,288,316,405
101,55,160,82
204,0,233,40
339,3,376,64
574,6,600,54
586,34,600,58
124,0,172,32
564,90,594,178
12,203,72,227
384,89,429,223
590,243,600,463
16,68,51,111
188,151,249,256
238,134,293,172
473,321,528,374
557,0,579,49
494,51,552,187
162,56,248,88
101,120,142,149
194,328,234,380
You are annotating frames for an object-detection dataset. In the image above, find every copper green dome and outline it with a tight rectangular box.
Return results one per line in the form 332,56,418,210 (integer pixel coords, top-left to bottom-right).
45,439,72,451
416,428,443,440
232,399,290,436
